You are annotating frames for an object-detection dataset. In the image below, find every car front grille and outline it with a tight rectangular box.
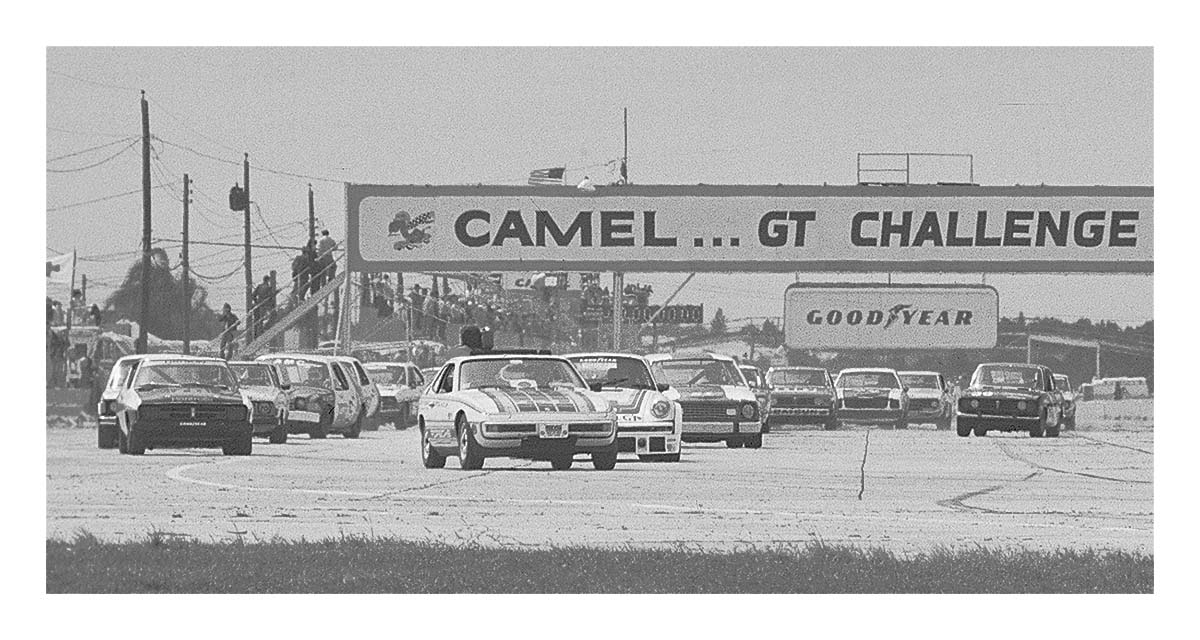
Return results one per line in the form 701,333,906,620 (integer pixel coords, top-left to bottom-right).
960,398,1039,416
678,401,738,423
842,397,890,410
140,404,247,422
773,395,823,407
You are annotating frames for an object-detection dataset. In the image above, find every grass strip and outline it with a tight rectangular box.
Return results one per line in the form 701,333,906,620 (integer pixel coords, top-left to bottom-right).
47,532,1152,593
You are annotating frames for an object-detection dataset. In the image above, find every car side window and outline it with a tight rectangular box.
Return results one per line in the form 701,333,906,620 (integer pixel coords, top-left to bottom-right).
331,364,350,391
1044,370,1054,392
437,365,455,394
938,375,947,391
411,367,424,387
352,361,371,386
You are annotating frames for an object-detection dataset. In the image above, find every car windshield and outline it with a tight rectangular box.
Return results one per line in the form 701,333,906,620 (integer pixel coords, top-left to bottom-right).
652,359,743,387
229,364,275,387
972,365,1041,390
837,372,900,389
568,356,655,390
769,369,827,386
1054,375,1071,390
132,362,236,390
366,367,405,385
899,374,940,389
459,358,586,391
739,368,763,387
274,360,332,390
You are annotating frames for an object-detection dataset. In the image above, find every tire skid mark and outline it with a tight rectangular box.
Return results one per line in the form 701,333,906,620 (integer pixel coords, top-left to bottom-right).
938,471,1040,514
994,441,1152,484
1066,432,1153,455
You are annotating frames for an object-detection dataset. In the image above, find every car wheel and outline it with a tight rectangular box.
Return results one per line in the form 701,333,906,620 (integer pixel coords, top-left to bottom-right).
743,433,764,449
956,419,971,437
223,433,253,456
1064,415,1076,431
456,415,484,470
117,428,128,454
1045,418,1061,438
1030,412,1046,438
310,411,330,439
269,419,288,444
972,427,988,437
894,419,908,430
126,426,146,455
98,423,118,449
591,447,618,470
550,454,573,470
344,410,363,439
725,438,743,448
420,426,446,469
761,418,771,434
823,419,839,431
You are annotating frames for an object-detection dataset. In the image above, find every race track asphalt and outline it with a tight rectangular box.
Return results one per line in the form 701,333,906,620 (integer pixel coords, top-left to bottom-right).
45,424,1152,553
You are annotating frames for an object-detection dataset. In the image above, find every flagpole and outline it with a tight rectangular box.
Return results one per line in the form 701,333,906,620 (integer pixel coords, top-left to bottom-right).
65,249,77,344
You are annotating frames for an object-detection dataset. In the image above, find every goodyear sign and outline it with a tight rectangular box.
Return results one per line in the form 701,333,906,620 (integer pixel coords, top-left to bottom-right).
783,283,999,349
346,184,1152,273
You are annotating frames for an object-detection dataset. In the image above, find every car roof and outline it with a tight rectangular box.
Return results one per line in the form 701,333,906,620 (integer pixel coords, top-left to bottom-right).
442,353,571,366
838,367,899,374
227,360,271,367
767,366,826,372
257,353,344,364
135,354,227,364
898,370,942,377
647,352,735,363
564,352,651,362
363,361,417,369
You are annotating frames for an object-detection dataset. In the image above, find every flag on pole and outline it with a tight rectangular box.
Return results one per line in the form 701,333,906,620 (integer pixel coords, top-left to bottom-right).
46,251,75,285
528,167,565,186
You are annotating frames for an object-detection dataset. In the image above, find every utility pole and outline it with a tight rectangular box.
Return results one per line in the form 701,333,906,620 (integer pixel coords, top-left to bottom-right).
613,107,628,351
307,183,315,249
137,91,151,354
243,153,252,344
182,174,191,354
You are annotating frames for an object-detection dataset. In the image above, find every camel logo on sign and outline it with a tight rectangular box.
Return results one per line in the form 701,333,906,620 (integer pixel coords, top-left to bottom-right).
388,210,434,251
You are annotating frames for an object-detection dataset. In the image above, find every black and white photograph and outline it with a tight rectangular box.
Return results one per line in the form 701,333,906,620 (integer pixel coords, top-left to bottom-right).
20,6,1192,632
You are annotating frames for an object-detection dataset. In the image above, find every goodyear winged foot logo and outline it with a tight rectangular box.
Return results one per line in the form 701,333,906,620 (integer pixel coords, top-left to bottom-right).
389,210,434,251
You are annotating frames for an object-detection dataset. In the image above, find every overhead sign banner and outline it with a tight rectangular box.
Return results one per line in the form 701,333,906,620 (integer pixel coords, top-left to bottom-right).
783,283,999,349
346,184,1152,273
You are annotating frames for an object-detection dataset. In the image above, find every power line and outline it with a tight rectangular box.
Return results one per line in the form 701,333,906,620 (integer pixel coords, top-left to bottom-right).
46,183,175,213
47,68,141,92
47,139,138,173
48,125,139,140
154,136,346,185
47,136,138,162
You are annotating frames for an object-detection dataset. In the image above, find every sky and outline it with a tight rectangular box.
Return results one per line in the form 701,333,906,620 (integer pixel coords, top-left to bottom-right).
45,47,1153,326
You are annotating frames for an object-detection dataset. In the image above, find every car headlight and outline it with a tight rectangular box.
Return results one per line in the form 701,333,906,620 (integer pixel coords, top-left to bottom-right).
650,400,672,420
1017,400,1028,411
740,402,757,420
970,399,980,409
293,397,307,411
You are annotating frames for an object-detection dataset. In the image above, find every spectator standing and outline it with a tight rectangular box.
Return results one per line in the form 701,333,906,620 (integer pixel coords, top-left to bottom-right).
316,229,338,288
410,285,426,332
216,303,239,360
252,275,274,336
88,304,102,327
292,245,313,302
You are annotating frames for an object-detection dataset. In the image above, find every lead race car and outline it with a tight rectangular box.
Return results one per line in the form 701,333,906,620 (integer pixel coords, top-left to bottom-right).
646,352,763,449
565,352,683,462
957,363,1063,438
418,351,618,470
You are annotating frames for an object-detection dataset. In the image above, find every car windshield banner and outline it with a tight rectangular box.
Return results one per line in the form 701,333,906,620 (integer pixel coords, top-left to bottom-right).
783,283,999,349
346,184,1152,273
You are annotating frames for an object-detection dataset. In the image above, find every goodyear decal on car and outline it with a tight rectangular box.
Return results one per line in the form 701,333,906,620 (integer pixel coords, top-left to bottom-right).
478,388,593,413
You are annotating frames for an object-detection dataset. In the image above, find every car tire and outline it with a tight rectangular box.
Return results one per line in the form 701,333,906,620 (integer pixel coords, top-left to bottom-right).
591,448,618,470
639,453,682,462
310,411,330,439
126,426,146,455
1045,416,1061,438
550,454,573,470
725,438,743,448
894,419,908,430
1030,412,1046,438
98,423,118,449
117,428,128,454
956,419,971,437
457,415,484,470
972,426,988,437
1064,415,1076,431
420,426,446,469
761,418,771,434
936,417,952,431
743,433,764,449
223,433,253,456
269,419,287,444
344,410,363,439
823,419,839,431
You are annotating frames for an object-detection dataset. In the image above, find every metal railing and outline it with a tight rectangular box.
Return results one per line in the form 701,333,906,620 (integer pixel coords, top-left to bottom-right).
856,153,975,185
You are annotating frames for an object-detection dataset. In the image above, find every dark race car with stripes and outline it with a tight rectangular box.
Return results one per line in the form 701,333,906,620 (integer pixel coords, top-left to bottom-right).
418,353,617,471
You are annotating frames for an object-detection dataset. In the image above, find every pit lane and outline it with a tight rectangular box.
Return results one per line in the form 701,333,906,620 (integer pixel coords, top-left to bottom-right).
45,425,1152,553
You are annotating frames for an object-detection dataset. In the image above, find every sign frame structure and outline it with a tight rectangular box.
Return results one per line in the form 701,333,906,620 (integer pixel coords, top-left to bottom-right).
345,183,1152,274
782,282,1000,350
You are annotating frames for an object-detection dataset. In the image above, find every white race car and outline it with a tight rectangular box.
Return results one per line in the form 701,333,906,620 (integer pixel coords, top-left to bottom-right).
646,352,764,449
364,361,426,428
418,351,617,470
566,352,683,462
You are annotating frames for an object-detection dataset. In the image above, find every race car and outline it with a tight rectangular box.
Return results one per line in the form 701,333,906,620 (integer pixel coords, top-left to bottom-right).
96,354,143,449
364,361,426,428
566,352,683,462
256,354,365,439
1053,373,1077,431
108,354,253,455
228,360,290,444
331,355,382,430
739,365,771,433
898,370,954,430
418,351,618,470
764,366,838,431
834,367,910,430
957,363,1063,438
647,352,763,449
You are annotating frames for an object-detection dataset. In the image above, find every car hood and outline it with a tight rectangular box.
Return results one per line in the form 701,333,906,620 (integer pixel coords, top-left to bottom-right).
771,385,834,396
460,387,609,415
135,387,244,404
673,384,756,403
288,384,335,399
964,387,1042,400
239,386,281,402
591,387,667,415
839,386,900,397
905,389,944,399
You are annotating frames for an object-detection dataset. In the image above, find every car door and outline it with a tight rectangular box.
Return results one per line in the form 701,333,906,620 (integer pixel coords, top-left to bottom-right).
423,364,455,438
349,359,380,416
329,362,359,427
